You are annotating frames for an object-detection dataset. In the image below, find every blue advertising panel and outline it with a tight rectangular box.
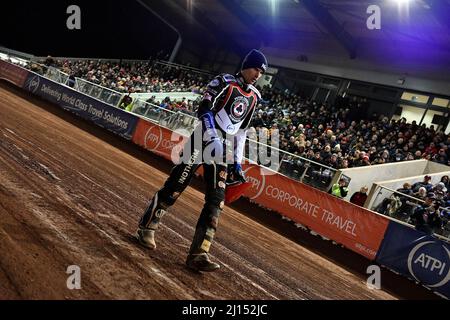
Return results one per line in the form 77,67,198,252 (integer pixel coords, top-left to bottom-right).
376,222,450,298
23,73,138,140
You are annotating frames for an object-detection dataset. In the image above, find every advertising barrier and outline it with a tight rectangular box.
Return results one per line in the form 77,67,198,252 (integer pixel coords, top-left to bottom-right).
131,118,390,260
132,118,186,162
22,72,139,140
0,60,29,87
241,164,390,260
376,222,450,298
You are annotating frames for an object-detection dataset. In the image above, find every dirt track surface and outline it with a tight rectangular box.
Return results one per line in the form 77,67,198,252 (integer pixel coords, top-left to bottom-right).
0,81,431,300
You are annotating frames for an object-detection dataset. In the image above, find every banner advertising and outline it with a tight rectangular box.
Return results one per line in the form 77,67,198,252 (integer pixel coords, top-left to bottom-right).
22,72,139,140
0,60,29,87
241,164,390,260
132,119,186,162
376,222,450,298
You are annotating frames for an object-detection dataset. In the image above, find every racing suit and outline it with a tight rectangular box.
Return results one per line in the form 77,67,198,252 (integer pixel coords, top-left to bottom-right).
138,72,261,256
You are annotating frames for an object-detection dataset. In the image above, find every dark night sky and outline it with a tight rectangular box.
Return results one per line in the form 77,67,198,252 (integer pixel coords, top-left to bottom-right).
0,1,177,59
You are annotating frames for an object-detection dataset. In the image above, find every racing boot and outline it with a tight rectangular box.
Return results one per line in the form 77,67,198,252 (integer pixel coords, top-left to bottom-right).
136,227,157,249
186,253,220,272
186,223,220,272
136,192,169,249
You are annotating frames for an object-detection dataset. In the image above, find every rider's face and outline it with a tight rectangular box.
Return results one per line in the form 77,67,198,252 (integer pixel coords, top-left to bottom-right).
241,67,263,84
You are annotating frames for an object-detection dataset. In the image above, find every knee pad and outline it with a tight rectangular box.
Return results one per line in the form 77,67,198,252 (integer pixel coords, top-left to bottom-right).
158,188,181,206
200,205,222,230
205,186,226,208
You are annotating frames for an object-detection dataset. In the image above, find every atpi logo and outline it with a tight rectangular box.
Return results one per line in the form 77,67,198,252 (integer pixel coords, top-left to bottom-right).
27,76,40,93
144,125,163,152
407,241,450,288
243,166,265,200
144,125,184,163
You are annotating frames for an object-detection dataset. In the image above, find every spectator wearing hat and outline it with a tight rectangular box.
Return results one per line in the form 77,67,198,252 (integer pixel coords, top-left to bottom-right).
362,154,371,166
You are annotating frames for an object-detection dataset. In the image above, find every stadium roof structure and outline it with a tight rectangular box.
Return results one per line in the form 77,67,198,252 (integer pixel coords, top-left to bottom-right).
140,0,450,82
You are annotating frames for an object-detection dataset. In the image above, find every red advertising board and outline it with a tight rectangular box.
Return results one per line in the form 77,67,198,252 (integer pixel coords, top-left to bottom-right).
0,60,29,87
132,119,186,163
241,164,390,260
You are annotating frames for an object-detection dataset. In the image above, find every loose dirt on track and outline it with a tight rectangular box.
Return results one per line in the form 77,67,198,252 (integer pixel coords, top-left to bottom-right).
0,81,426,299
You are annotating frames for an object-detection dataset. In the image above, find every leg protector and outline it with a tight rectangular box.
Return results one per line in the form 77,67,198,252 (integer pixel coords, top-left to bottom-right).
188,163,227,254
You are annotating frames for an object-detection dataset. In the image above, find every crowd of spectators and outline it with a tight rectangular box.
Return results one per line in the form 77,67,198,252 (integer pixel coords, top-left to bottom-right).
40,57,206,116
252,87,450,169
142,95,198,117
376,175,450,236
48,57,208,94
42,57,450,171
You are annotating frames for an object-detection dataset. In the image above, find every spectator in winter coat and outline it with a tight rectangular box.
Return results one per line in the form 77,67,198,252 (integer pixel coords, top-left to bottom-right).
350,186,369,207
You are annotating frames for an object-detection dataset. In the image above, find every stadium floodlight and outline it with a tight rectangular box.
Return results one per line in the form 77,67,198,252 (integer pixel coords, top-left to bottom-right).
389,0,412,20
389,0,413,7
269,0,278,15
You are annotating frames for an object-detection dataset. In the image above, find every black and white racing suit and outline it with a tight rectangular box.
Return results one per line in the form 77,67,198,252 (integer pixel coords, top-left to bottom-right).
139,72,261,255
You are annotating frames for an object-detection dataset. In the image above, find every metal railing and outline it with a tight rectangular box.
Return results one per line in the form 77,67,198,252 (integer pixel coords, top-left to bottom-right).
0,46,34,61
130,97,198,132
155,60,214,77
244,138,339,191
73,78,123,107
10,58,124,109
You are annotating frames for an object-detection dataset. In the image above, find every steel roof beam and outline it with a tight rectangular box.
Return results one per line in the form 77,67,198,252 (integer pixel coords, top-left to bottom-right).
217,0,270,47
424,0,450,32
172,0,247,57
301,0,357,59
